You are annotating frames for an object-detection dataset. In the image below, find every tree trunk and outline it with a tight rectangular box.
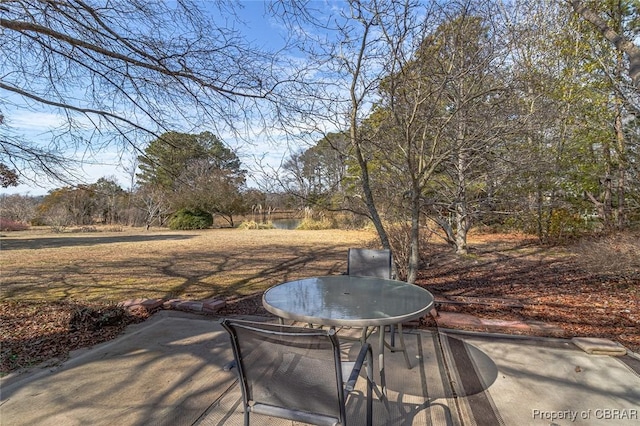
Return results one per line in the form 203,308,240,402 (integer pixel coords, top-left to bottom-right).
407,187,421,284
569,0,640,89
536,185,544,242
350,130,391,250
453,133,469,255
348,17,391,252
614,48,627,230
614,105,626,230
455,211,469,255
602,139,614,230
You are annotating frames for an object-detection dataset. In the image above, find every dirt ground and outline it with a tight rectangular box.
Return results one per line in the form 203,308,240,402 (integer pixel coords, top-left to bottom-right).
1,228,638,374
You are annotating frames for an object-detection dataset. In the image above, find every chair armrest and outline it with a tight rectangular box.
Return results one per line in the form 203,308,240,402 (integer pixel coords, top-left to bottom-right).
345,342,371,391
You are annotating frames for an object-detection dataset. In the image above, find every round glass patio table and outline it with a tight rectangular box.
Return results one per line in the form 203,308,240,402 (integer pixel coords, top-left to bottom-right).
262,275,434,328
262,275,435,396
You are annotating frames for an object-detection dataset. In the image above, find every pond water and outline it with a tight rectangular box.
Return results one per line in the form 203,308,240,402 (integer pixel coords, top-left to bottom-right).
271,219,302,230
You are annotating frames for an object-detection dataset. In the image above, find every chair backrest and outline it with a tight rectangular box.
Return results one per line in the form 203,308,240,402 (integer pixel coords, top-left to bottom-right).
347,248,392,279
220,318,347,425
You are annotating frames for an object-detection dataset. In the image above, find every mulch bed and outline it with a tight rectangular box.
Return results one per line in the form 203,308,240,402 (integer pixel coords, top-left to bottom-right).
415,239,639,353
0,301,148,374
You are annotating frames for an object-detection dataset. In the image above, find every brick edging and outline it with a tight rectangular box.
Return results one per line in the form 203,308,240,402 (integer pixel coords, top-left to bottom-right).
118,297,226,315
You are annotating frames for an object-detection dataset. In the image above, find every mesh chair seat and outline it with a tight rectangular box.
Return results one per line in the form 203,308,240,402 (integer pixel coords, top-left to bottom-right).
347,248,393,279
221,318,374,426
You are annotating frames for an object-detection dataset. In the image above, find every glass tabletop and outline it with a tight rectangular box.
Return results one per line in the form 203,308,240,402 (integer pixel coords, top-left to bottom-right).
262,275,434,327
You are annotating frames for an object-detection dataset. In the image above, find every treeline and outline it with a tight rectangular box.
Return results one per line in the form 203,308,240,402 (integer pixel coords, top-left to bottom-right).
0,131,303,230
0,182,298,231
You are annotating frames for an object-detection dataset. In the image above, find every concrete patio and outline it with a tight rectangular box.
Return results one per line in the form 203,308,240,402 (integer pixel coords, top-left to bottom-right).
1,310,639,425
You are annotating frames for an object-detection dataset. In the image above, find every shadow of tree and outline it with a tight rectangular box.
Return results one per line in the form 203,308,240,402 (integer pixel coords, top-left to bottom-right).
0,230,368,302
0,234,195,250
0,314,236,425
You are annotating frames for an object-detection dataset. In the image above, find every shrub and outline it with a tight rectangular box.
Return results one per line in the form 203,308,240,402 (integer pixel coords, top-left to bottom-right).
70,226,98,233
0,218,29,231
502,208,596,244
546,208,594,244
237,220,275,230
386,222,435,281
30,217,48,227
296,217,335,230
330,212,369,230
572,232,640,280
168,208,213,230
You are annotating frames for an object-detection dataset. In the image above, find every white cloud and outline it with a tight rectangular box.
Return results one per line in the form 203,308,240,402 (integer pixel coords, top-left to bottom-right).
7,110,67,131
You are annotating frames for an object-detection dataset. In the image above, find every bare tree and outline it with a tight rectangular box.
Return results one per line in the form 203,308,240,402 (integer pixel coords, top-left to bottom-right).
273,0,479,280
0,193,40,223
1,0,285,187
361,0,453,279
135,185,171,230
271,0,399,252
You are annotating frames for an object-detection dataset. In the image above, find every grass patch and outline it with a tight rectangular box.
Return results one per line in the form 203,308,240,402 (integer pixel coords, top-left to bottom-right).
0,228,376,303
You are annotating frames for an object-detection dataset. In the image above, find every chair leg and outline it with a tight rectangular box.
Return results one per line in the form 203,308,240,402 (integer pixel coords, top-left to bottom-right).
390,324,396,347
366,351,373,426
384,324,412,369
378,326,386,395
360,326,370,344
397,323,412,369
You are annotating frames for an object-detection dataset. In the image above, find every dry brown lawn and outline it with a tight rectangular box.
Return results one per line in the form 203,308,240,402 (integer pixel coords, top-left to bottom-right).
0,227,376,302
0,227,376,373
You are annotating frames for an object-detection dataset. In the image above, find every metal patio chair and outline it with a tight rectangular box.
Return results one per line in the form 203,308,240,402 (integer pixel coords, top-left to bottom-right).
347,248,394,279
347,248,412,369
220,318,374,426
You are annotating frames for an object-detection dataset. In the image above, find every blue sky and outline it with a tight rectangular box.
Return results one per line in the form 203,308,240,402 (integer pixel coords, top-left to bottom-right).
1,1,303,197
